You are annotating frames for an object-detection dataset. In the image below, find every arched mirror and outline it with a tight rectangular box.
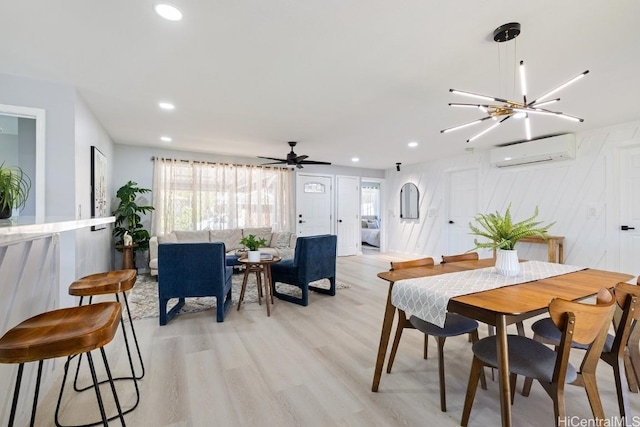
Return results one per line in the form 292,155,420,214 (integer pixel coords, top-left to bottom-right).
400,182,419,219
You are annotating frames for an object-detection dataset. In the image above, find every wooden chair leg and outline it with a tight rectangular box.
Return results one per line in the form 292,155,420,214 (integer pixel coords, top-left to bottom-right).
522,376,534,397
469,330,487,390
423,334,429,359
581,372,606,423
611,356,631,423
461,357,484,427
624,352,638,393
387,309,406,374
510,373,517,404
437,336,447,412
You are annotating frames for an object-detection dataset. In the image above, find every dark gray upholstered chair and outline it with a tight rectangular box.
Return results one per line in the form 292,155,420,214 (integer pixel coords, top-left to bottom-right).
270,234,337,306
523,282,640,422
388,257,487,412
158,242,233,325
461,289,617,427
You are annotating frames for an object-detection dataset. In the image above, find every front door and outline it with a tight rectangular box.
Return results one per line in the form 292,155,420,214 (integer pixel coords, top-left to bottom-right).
296,174,332,237
336,175,359,256
446,168,479,256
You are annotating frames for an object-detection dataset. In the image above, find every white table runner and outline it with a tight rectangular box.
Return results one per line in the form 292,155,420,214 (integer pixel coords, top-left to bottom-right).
391,260,585,328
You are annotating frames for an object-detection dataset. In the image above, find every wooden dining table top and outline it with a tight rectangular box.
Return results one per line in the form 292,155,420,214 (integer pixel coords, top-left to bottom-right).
378,258,634,324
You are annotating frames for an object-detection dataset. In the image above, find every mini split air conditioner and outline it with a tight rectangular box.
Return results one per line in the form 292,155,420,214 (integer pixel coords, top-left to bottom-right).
489,134,576,168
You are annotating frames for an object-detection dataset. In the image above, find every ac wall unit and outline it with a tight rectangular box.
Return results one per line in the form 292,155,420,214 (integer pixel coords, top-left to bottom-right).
489,134,576,168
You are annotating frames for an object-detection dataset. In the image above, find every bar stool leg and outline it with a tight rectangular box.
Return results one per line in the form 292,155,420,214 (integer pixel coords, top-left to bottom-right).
8,363,25,427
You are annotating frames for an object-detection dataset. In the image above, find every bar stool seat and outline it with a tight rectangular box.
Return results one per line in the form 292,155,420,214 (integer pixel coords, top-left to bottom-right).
0,302,126,426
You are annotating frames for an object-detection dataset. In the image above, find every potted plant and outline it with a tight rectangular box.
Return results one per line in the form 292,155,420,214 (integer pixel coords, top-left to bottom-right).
240,234,267,262
112,181,155,264
468,204,555,276
0,163,31,219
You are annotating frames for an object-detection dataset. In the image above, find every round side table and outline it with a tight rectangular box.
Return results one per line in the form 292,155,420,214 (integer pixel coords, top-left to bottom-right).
237,256,281,316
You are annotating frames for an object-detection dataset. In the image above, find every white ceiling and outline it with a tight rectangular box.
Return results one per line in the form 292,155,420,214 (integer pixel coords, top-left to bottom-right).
1,1,640,170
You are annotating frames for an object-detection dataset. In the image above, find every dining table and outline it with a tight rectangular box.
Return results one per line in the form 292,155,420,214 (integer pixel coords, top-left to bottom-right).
372,258,634,427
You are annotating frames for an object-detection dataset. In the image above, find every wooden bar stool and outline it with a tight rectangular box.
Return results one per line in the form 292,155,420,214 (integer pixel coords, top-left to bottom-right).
0,302,126,427
69,269,144,381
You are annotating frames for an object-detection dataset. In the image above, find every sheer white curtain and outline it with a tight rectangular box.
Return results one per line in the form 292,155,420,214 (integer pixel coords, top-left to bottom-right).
151,158,294,235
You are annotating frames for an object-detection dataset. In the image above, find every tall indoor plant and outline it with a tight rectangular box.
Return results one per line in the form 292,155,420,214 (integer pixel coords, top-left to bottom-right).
0,163,31,219
468,204,554,276
112,181,155,256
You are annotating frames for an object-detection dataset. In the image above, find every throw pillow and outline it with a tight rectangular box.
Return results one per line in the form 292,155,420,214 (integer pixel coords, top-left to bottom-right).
271,231,292,249
361,220,368,228
210,229,243,252
174,230,210,242
157,233,177,244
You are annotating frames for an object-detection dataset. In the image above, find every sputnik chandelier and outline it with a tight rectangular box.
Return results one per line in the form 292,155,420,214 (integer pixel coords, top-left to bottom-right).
441,22,589,143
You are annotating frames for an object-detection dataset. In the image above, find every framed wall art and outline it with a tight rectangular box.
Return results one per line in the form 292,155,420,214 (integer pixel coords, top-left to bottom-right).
91,146,108,230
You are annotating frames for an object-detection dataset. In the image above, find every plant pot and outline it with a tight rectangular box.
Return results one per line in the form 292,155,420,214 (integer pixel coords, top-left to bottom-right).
0,206,11,219
247,250,261,262
495,249,520,276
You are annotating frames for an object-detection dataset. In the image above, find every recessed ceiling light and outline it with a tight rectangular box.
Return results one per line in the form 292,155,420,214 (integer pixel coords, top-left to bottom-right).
158,102,175,110
154,3,183,21
408,141,419,148
160,136,172,142
351,157,360,162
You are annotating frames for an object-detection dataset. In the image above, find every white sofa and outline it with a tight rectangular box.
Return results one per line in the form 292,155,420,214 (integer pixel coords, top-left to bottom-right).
149,227,297,276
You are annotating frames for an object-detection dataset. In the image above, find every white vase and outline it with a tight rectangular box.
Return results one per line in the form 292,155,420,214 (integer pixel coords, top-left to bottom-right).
495,249,520,276
247,250,261,262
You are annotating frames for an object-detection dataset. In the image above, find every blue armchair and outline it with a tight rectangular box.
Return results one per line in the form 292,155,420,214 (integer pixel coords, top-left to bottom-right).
158,242,233,325
270,234,337,306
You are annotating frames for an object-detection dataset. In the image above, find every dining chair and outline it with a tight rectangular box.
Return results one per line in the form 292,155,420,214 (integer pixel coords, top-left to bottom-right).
461,288,616,426
388,257,487,412
442,252,526,337
523,281,640,422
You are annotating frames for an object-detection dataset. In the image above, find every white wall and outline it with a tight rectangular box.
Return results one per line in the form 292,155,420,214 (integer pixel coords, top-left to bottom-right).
74,95,114,280
384,120,640,273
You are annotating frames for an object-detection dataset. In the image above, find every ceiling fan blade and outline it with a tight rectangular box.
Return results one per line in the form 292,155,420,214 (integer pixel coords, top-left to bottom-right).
257,156,287,162
296,163,304,169
260,161,289,165
299,160,332,165
294,155,308,163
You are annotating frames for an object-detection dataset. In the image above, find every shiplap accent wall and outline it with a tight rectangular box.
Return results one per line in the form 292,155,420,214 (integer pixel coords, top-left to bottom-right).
0,235,59,426
384,120,640,273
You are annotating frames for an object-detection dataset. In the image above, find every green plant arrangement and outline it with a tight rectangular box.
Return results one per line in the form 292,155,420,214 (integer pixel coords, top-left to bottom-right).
240,234,268,251
112,181,155,253
0,163,31,219
468,204,555,251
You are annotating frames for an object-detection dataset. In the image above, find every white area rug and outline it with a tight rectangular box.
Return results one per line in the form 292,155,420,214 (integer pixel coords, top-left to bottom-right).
126,273,347,320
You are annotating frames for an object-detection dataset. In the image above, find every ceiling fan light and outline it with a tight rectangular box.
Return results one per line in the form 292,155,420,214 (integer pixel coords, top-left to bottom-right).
519,60,527,99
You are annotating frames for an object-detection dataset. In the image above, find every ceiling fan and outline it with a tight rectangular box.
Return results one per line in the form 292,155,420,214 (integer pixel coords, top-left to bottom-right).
258,141,332,169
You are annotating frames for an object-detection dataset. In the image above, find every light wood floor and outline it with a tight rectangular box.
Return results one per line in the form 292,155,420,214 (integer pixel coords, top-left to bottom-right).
30,252,640,426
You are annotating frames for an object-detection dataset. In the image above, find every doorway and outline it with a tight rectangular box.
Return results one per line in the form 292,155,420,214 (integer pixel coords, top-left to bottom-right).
361,179,383,253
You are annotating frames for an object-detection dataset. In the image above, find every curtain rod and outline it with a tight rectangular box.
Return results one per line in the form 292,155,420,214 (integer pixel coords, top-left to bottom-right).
150,156,291,171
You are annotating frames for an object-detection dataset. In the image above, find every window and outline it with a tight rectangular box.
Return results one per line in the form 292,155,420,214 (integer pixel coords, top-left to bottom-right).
151,158,293,235
361,184,380,217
